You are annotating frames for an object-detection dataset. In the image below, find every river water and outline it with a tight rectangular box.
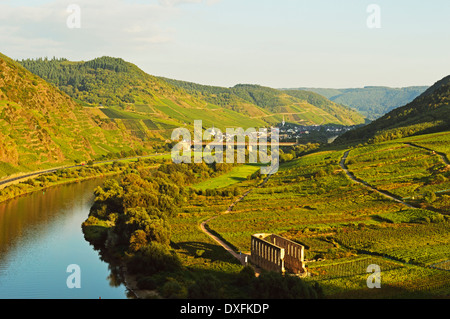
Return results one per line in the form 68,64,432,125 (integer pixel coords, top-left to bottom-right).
0,178,130,299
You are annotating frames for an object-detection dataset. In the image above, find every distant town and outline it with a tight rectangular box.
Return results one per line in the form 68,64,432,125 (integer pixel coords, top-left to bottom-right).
277,121,362,144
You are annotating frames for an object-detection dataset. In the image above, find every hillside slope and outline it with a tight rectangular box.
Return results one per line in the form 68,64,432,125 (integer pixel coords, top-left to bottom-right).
162,80,366,126
0,53,145,178
335,76,450,144
18,57,268,133
19,57,366,133
289,86,428,120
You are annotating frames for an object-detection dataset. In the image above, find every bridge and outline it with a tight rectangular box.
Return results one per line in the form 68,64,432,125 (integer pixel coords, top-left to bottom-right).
187,141,299,147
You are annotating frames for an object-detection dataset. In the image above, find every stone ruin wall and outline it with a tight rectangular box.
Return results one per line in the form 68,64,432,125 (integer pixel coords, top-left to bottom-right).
250,233,306,275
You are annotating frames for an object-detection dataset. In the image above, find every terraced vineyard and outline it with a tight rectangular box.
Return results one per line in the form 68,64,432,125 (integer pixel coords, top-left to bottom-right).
304,255,450,298
196,131,450,298
345,132,450,211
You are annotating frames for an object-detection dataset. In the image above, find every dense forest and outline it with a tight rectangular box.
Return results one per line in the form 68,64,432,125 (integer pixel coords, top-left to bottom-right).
289,86,428,120
335,76,450,144
18,56,177,107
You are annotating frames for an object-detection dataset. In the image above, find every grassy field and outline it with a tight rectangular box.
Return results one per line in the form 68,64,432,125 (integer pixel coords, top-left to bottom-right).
192,164,262,191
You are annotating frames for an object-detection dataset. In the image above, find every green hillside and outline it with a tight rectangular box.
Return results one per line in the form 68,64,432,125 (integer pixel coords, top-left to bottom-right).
162,80,366,126
289,86,428,120
18,57,268,133
335,76,450,144
0,53,147,178
160,78,271,119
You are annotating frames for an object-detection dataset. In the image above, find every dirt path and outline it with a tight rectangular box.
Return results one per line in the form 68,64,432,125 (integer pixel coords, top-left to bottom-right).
339,150,416,208
199,175,271,274
405,142,450,165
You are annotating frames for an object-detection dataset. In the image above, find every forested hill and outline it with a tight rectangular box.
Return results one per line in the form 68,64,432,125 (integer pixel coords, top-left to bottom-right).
335,75,450,144
161,79,366,126
18,56,270,131
19,56,179,107
287,86,428,120
0,53,146,178
19,56,366,127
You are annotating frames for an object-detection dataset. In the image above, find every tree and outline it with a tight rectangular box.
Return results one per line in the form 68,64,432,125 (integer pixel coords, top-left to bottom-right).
235,266,256,287
126,242,182,275
424,191,437,203
435,174,447,184
188,274,224,299
129,229,148,253
250,272,322,299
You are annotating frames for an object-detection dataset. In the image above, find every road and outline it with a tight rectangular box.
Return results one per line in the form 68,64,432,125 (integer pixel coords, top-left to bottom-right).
339,150,416,208
0,153,169,188
405,142,450,165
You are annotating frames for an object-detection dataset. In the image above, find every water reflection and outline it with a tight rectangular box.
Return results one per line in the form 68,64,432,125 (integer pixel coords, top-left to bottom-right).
0,179,129,299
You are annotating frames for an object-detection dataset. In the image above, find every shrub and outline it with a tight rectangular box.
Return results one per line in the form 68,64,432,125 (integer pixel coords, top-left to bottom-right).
250,272,322,299
188,274,224,299
136,276,159,290
126,242,182,276
195,249,205,258
435,174,446,184
424,191,437,203
161,278,187,299
235,266,256,287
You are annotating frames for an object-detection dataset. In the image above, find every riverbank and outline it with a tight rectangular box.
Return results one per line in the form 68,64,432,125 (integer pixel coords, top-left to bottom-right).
122,265,161,299
0,159,163,205
0,177,131,299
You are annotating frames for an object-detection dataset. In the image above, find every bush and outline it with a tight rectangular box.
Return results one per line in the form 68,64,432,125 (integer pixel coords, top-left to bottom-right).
195,249,205,258
126,242,182,276
136,276,159,290
161,278,187,299
250,272,322,299
188,273,224,299
424,191,437,203
435,174,446,184
235,266,256,287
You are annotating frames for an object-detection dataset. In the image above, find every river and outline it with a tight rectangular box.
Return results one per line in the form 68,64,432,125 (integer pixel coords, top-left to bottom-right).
0,178,131,299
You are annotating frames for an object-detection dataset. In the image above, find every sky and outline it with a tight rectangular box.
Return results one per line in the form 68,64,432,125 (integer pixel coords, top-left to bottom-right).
0,0,449,88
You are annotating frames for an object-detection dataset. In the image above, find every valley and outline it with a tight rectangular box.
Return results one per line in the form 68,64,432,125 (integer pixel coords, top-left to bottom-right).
0,50,449,300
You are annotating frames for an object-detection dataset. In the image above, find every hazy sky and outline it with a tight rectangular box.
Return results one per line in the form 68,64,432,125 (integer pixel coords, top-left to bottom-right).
1,0,449,88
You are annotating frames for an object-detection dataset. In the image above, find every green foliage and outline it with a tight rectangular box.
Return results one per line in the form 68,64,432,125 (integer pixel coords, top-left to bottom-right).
162,79,365,126
250,272,322,299
160,278,188,299
292,86,428,120
17,56,268,134
343,136,450,209
0,53,152,175
377,209,444,224
126,242,182,276
424,191,437,203
18,56,135,106
195,133,449,298
235,266,256,287
187,273,225,299
336,76,450,144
